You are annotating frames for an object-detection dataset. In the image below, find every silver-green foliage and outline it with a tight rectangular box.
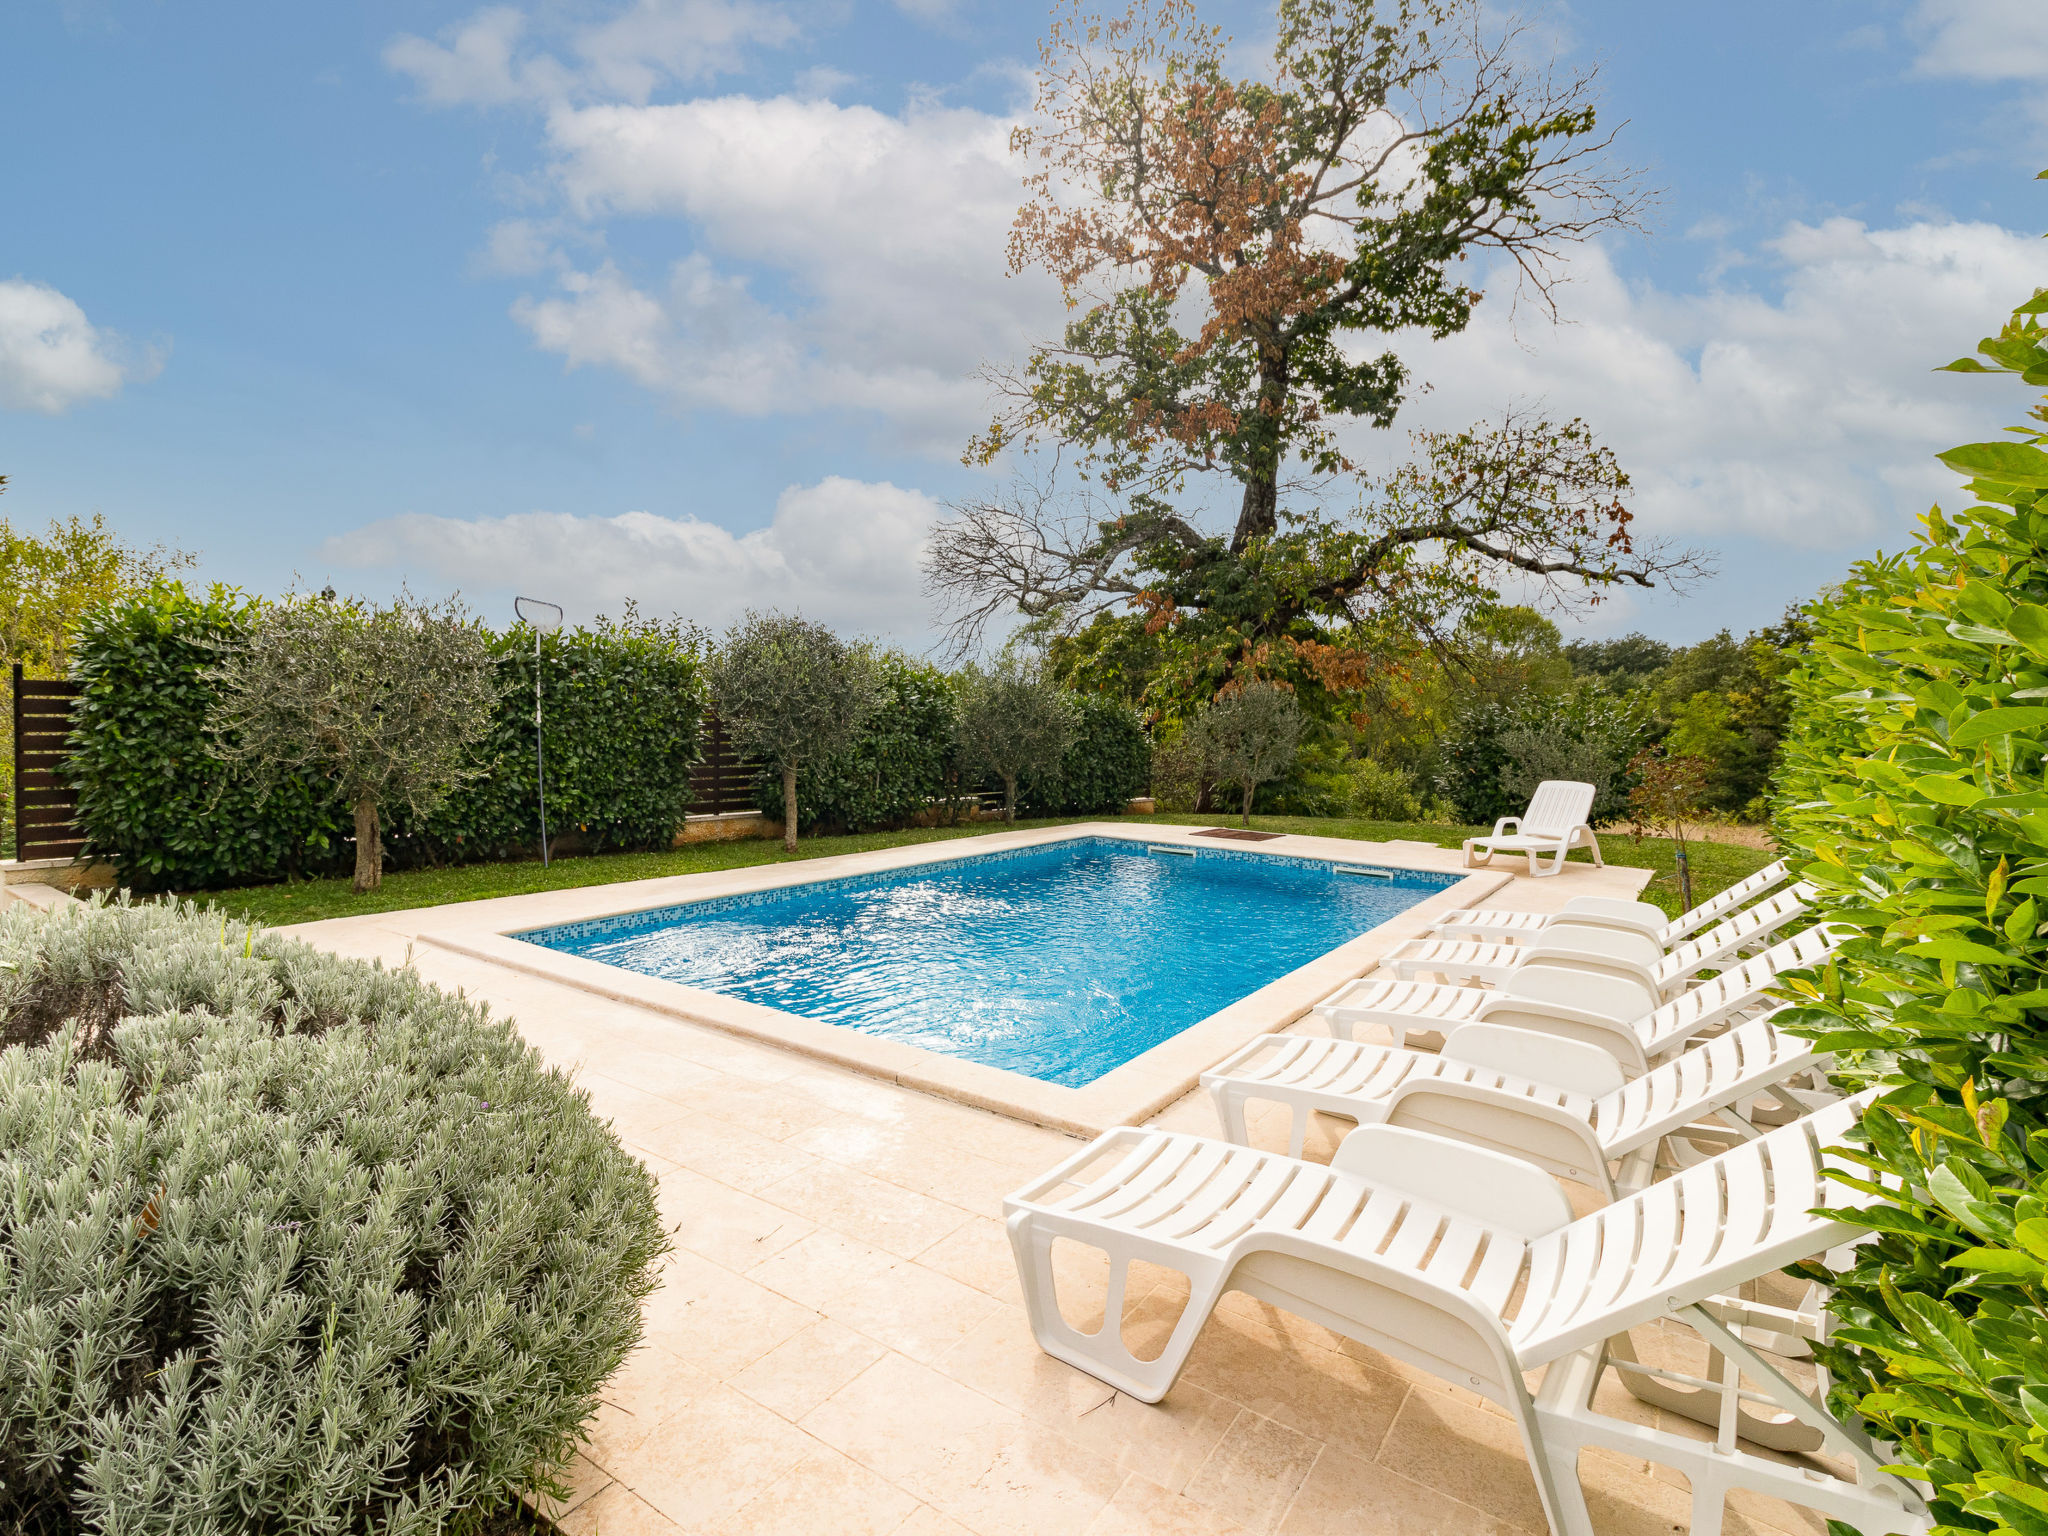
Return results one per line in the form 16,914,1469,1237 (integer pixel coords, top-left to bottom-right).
208,593,503,892
0,897,665,1534
1192,683,1304,825
704,611,881,851
954,661,1077,821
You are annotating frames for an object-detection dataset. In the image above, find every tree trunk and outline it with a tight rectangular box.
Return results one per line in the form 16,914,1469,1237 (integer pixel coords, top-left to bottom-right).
1228,348,1289,553
782,766,799,853
1241,781,1255,828
1003,774,1018,822
352,797,382,893
1673,838,1692,912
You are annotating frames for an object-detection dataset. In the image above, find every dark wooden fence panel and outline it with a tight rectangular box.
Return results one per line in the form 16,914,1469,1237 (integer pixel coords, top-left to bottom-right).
689,715,763,816
13,667,85,861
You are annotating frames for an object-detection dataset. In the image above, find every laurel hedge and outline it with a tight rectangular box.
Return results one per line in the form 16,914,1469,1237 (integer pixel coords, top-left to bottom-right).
1772,263,2048,1530
0,896,665,1533
67,588,704,891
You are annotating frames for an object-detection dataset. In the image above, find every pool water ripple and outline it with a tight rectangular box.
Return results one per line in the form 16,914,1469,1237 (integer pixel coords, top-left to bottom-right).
521,837,1456,1087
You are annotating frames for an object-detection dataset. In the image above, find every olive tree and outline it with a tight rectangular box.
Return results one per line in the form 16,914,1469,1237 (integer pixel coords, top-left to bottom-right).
705,612,880,852
1191,682,1303,826
955,661,1077,822
208,593,501,893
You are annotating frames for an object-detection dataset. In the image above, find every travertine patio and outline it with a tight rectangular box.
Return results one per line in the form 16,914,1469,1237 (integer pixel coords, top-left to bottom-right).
287,834,1826,1536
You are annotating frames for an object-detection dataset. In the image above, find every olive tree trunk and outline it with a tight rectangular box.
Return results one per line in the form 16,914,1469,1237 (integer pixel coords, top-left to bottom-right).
1001,773,1018,822
352,798,383,893
782,765,799,853
1241,781,1256,827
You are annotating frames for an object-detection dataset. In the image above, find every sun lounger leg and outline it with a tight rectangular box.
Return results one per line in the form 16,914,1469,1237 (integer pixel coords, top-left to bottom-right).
1007,1213,1222,1404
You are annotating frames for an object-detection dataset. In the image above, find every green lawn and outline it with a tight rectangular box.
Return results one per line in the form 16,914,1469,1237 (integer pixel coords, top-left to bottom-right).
194,814,1774,928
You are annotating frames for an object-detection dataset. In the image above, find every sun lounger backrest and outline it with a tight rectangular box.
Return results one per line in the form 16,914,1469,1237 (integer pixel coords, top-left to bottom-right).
1667,858,1792,940
1511,1093,1877,1363
1634,923,1844,1052
1522,780,1596,836
1653,883,1815,983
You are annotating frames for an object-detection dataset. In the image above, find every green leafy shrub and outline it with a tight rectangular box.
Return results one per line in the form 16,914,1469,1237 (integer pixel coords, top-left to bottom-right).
753,652,957,833
1434,686,1651,825
1771,264,2048,1531
69,585,349,891
67,590,704,891
1345,756,1425,821
1018,692,1151,816
403,609,706,863
0,896,664,1532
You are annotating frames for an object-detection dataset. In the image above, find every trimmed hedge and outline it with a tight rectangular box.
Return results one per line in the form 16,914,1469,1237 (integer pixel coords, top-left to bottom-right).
0,895,665,1532
754,652,957,833
1771,274,2048,1528
67,588,704,891
1018,692,1152,816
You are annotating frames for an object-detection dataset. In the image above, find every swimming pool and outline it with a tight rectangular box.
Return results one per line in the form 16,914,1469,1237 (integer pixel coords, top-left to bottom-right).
519,836,1460,1087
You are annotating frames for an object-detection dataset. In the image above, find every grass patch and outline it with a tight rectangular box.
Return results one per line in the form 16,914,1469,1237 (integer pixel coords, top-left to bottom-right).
189,813,1774,928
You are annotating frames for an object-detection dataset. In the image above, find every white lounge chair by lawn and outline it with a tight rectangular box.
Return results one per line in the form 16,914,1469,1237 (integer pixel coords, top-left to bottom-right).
1430,857,1792,947
1381,882,1815,1004
1203,1012,1826,1197
1461,780,1604,876
1315,924,1842,1072
1005,1097,1928,1536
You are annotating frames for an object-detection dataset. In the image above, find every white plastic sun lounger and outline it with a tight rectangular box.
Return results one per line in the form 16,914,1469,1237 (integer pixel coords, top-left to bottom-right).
1316,924,1843,1073
1461,779,1604,877
1203,1012,1826,1198
1005,1096,1929,1536
1382,883,1815,1005
1430,858,1792,947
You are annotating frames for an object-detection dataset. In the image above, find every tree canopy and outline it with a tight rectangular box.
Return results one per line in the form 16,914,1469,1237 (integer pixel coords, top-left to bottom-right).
930,0,1703,720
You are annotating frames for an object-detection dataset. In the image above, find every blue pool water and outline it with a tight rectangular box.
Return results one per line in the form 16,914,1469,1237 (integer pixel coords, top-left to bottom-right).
519,836,1458,1087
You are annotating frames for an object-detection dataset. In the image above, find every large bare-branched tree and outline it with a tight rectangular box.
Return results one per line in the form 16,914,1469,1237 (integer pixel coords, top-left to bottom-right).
930,0,1705,713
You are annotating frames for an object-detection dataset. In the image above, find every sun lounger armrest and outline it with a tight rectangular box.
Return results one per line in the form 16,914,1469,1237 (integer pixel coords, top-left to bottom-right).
1489,816,1522,839
1329,1125,1575,1239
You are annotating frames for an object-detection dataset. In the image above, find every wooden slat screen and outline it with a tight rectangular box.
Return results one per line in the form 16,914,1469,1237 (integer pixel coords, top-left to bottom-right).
689,714,764,816
13,666,85,861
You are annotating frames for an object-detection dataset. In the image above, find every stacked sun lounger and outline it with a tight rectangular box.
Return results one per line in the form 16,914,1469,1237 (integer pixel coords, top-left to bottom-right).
1002,862,1929,1536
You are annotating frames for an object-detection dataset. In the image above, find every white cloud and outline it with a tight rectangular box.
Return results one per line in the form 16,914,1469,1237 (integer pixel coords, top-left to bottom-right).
0,278,157,414
329,475,942,637
1362,216,2047,553
1907,0,2048,82
386,0,796,107
508,92,1054,448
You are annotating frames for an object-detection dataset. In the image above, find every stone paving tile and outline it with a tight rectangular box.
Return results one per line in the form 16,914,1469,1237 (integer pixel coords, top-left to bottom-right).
728,1317,889,1422
757,1156,975,1258
654,1164,816,1272
579,1341,719,1472
936,1305,1240,1495
613,1383,818,1530
748,1227,1002,1362
554,1482,686,1536
1179,1411,1323,1535
629,1106,822,1193
786,1113,1036,1213
1276,1447,1519,1535
1086,1473,1251,1535
638,1249,822,1379
802,1352,1128,1535
705,1443,923,1536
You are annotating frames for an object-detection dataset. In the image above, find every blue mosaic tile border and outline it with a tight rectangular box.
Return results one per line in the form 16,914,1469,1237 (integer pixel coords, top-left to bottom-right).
514,834,1461,949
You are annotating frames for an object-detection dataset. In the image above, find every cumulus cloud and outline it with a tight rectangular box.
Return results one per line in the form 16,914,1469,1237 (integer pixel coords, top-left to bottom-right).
329,476,942,637
0,278,157,414
1362,216,2047,552
1907,0,2048,83
385,0,797,107
509,93,1054,448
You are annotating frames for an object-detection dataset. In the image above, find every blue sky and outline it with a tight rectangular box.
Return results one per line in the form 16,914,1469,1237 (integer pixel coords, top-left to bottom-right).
2,0,2046,648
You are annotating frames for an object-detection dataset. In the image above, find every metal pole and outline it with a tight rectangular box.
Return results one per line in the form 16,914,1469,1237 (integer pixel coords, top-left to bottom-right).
535,624,549,867
514,598,563,869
